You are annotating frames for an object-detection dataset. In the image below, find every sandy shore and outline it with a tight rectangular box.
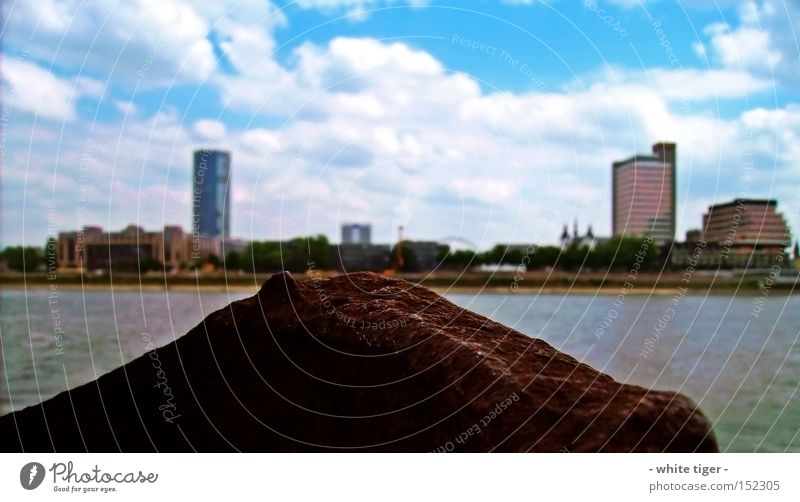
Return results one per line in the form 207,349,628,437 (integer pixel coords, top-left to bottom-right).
1,282,784,296
2,271,796,295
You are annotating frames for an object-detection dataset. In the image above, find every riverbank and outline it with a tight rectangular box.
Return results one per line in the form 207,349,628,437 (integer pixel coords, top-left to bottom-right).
2,270,797,294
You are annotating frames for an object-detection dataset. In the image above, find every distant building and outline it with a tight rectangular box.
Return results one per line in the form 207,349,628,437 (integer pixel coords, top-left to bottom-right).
670,199,791,269
685,229,703,242
703,199,790,267
57,225,191,271
560,219,596,248
334,224,382,271
341,223,372,245
703,199,788,247
405,241,446,270
794,241,800,269
192,149,231,238
612,142,676,245
332,244,390,272
57,226,102,269
217,237,250,257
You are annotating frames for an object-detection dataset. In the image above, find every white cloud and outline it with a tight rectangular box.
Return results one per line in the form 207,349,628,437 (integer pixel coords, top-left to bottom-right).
704,22,781,71
213,2,287,74
216,35,479,123
2,0,288,86
610,0,645,7
4,0,211,83
193,119,227,140
577,66,773,101
0,59,92,122
4,10,799,248
114,100,137,115
295,0,429,21
692,41,707,59
702,1,798,86
206,36,798,244
241,129,281,152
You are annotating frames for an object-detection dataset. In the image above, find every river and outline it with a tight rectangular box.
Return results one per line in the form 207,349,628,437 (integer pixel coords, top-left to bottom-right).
1,288,798,452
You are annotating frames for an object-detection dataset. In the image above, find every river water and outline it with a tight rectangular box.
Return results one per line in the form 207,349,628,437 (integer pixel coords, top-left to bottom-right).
1,288,798,452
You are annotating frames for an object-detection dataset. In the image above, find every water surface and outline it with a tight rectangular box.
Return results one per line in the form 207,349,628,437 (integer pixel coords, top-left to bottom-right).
1,288,797,452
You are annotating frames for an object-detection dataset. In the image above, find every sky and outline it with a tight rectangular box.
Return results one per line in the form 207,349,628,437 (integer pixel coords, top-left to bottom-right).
1,0,799,249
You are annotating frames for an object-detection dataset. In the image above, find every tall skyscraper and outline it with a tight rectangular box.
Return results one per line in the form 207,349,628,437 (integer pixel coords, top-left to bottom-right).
341,223,372,245
192,149,231,238
612,142,676,245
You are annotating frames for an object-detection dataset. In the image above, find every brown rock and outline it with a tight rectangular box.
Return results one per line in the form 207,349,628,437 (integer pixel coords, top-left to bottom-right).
0,272,718,452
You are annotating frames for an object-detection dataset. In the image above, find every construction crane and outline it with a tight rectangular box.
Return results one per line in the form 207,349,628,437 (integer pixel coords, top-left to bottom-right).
383,225,404,276
396,225,405,270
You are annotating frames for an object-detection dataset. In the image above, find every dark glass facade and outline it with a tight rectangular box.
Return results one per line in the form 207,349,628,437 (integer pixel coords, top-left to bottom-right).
192,149,231,238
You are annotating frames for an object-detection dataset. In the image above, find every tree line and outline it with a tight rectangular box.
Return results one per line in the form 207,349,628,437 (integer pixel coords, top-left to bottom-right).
2,235,662,273
439,236,661,272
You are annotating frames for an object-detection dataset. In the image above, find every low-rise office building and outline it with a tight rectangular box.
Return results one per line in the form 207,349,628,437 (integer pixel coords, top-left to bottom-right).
332,244,391,272
57,225,190,271
671,199,791,269
58,225,212,271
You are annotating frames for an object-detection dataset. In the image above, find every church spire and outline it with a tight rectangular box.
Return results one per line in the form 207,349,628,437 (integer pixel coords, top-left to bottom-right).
560,224,569,243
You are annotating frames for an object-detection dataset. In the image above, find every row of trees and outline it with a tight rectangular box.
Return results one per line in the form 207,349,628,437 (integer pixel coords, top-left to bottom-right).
437,236,662,272
1,246,49,273
224,236,660,273
225,235,332,273
2,236,660,274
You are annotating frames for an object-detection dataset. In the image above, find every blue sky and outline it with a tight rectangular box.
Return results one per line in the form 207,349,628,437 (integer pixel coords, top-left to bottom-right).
2,0,799,248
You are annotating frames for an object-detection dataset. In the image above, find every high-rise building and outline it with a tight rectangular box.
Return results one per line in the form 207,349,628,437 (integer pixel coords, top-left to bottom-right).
341,223,371,245
192,149,231,238
612,142,676,245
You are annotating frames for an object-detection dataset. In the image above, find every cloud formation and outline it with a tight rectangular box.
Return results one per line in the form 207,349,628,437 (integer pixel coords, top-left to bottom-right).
2,0,798,249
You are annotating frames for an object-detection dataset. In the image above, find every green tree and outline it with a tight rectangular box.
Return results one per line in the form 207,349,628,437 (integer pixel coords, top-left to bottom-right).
280,239,306,272
590,236,660,271
240,236,332,273
305,234,332,270
441,248,480,269
241,241,283,273
2,246,44,273
528,245,560,269
558,243,591,271
481,244,523,265
224,251,241,271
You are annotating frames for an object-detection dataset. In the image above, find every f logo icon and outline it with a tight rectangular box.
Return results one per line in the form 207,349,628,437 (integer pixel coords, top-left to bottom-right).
20,462,45,490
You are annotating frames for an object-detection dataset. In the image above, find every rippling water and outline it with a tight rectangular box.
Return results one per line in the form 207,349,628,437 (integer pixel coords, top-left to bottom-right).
1,288,798,452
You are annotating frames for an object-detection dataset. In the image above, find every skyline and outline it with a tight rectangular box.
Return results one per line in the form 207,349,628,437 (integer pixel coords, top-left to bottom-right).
38,192,797,253
2,1,800,248
21,141,797,252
